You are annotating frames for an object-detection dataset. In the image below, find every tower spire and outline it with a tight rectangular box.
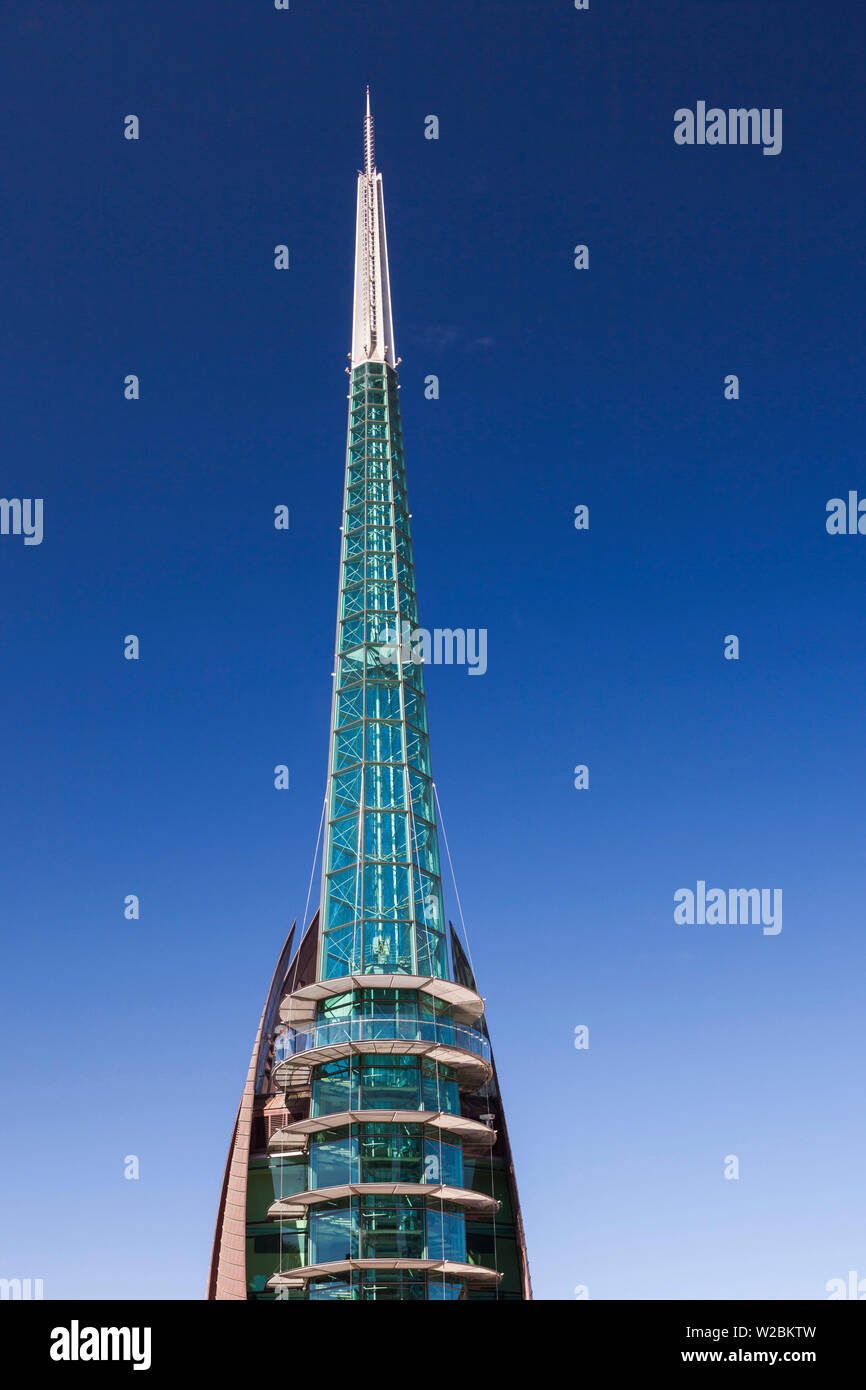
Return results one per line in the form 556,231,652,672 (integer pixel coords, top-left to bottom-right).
351,88,396,368
364,84,374,176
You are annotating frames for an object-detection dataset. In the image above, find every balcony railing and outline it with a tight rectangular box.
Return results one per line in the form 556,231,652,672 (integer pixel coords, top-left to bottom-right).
273,1016,491,1066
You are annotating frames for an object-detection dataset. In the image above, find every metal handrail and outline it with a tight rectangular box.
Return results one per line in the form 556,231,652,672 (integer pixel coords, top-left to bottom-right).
273,1016,490,1064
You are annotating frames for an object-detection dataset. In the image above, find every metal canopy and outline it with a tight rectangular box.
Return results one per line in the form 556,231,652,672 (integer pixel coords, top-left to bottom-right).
267,1257,502,1288
267,1181,499,1218
279,973,485,1026
267,1108,495,1152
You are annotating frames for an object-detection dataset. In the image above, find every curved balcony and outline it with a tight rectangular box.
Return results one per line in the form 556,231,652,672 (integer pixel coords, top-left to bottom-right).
268,1181,499,1219
272,1015,492,1090
267,1257,502,1291
267,1109,495,1156
279,974,485,1028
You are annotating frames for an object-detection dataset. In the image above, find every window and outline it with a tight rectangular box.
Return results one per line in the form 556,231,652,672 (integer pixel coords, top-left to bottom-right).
309,1203,357,1265
312,1057,353,1117
309,1130,357,1190
426,1207,466,1263
311,1055,461,1118
359,1055,420,1109
358,1195,425,1260
424,1132,463,1187
359,1123,422,1183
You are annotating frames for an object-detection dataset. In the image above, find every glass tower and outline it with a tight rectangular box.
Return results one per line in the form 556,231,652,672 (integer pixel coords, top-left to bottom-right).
320,92,446,984
208,93,530,1303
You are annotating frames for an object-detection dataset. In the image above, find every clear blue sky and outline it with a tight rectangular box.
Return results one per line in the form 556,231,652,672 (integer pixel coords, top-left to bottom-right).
1,0,864,1301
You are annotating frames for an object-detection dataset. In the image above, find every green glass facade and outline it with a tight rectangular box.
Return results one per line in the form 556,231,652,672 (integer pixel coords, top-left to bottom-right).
242,1143,527,1301
310,1054,462,1117
320,361,448,981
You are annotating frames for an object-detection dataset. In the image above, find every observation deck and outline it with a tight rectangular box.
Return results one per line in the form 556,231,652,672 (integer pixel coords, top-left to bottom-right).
267,1109,495,1156
272,1014,492,1090
267,1181,499,1220
279,973,485,1027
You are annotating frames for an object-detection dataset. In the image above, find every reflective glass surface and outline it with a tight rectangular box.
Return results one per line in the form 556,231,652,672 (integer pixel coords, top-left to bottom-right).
310,1055,461,1116
320,363,448,980
307,1195,466,1267
305,1123,464,1189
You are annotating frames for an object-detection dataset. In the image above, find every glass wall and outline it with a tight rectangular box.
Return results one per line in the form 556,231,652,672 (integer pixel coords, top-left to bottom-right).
272,988,490,1067
308,1271,464,1301
246,1156,306,1222
307,1122,464,1189
246,1228,306,1298
245,1157,309,1301
463,1157,524,1301
307,1195,466,1267
310,1203,356,1263
309,1128,358,1189
317,986,455,1029
311,1054,461,1117
320,361,448,981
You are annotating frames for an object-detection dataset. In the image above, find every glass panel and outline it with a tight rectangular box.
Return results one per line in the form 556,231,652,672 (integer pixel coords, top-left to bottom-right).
462,1160,511,1207
417,922,448,978
364,810,409,863
424,1135,464,1187
318,992,354,1022
246,1227,307,1292
321,924,356,978
421,1062,460,1115
324,866,359,928
408,769,434,821
360,1272,427,1302
340,584,365,616
404,726,431,773
365,581,397,611
363,863,412,919
364,681,401,720
359,1056,421,1110
426,1207,466,1263
358,1196,424,1260
410,818,439,874
359,1124,422,1183
330,766,361,817
336,652,364,687
362,919,413,973
364,763,406,809
414,869,443,933
427,1280,463,1300
327,815,358,872
309,1277,355,1301
334,726,363,769
312,1058,354,1116
335,688,363,725
309,1204,356,1264
364,720,403,764
309,1131,357,1189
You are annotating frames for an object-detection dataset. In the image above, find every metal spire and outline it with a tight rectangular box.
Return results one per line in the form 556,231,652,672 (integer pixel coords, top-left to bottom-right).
364,85,375,176
351,88,396,368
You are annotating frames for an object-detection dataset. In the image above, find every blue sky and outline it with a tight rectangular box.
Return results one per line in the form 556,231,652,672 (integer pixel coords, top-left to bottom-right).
1,0,864,1300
